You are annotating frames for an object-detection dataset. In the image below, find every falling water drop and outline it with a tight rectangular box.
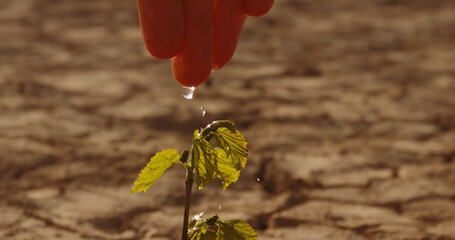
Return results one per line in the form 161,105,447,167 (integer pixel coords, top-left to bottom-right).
182,86,195,100
200,107,206,117
218,204,222,210
257,178,261,182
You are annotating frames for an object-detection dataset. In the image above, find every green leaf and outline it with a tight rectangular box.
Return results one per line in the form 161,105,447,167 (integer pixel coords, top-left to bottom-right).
215,148,240,189
200,120,236,140
131,149,180,193
209,120,236,132
216,220,257,240
206,215,219,226
180,149,190,164
188,212,205,237
190,225,217,240
190,216,255,240
214,127,248,171
193,130,217,190
191,122,248,190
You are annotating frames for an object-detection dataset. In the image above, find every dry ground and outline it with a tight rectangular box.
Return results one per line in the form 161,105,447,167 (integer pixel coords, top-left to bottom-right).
1,0,455,239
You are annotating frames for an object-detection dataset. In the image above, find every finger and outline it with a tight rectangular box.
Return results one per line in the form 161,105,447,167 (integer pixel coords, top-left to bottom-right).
212,0,247,70
172,0,214,87
242,0,274,17
137,0,184,59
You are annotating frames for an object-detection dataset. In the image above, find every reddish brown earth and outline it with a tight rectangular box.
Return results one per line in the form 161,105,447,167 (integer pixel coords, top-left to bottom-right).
1,0,455,239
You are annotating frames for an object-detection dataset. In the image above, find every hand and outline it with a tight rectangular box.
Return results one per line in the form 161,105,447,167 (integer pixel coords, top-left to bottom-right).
137,0,274,87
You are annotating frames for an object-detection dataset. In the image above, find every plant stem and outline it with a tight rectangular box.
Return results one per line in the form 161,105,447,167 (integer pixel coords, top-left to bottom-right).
181,178,193,240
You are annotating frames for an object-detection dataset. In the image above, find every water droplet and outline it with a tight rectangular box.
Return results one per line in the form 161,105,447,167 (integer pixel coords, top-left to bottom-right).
257,178,261,182
200,107,206,117
192,227,197,231
194,214,201,220
218,204,222,210
182,86,196,100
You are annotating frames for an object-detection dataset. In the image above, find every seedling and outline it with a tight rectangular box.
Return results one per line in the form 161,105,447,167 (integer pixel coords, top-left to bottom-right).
132,120,257,240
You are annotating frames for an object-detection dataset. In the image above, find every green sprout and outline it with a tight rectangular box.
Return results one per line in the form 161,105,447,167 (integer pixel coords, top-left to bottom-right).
132,120,257,240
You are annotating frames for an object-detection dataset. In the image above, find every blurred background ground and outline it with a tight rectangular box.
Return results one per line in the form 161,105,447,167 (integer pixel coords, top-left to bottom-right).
1,0,455,239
